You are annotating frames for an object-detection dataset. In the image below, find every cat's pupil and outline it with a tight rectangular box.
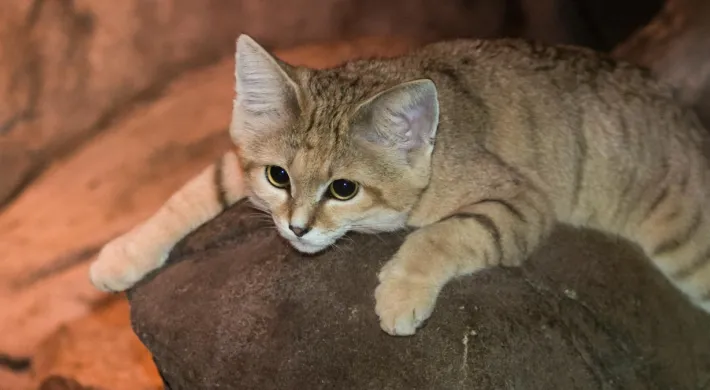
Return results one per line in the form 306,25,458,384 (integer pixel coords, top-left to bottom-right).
329,179,358,200
266,165,289,188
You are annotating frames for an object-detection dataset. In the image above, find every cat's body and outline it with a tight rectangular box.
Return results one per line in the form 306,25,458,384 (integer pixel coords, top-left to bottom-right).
90,36,710,336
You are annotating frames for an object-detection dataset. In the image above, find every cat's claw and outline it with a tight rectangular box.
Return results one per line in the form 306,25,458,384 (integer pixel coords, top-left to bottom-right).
89,237,166,292
374,266,438,336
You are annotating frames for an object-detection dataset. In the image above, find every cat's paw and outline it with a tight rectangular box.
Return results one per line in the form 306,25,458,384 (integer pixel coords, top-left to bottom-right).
89,236,167,292
374,264,438,336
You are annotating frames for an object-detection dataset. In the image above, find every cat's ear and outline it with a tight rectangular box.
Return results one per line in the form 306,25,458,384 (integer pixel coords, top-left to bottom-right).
352,79,439,157
230,34,300,143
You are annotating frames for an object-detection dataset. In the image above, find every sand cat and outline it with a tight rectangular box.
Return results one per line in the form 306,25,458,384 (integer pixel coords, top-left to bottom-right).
90,34,710,336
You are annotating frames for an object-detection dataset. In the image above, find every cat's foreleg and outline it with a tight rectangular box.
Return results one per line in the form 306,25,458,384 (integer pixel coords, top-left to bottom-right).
375,188,554,336
89,150,246,292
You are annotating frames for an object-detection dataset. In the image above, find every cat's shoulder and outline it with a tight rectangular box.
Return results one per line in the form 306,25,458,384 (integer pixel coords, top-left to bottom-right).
414,38,672,97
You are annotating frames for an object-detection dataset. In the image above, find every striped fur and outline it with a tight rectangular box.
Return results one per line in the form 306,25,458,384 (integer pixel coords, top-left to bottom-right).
90,35,710,337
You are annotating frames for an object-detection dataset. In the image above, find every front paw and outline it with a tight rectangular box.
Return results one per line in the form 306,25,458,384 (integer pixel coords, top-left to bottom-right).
89,236,167,292
374,267,439,336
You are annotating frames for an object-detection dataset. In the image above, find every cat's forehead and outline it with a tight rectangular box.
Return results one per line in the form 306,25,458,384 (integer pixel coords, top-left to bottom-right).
267,69,389,183
285,129,363,188
300,68,382,106
289,69,385,147
288,148,334,188
287,131,355,176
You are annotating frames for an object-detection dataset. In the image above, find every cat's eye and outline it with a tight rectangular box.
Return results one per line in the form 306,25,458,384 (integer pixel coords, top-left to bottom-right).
328,179,359,201
266,165,290,189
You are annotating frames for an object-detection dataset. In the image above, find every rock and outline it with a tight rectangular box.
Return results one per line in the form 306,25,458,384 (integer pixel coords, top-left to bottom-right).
128,201,710,389
0,0,245,206
37,376,99,390
30,297,162,390
0,56,235,359
0,139,37,213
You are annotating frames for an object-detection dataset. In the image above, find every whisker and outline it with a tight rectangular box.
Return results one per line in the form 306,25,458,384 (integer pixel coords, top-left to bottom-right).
372,233,387,244
330,241,349,256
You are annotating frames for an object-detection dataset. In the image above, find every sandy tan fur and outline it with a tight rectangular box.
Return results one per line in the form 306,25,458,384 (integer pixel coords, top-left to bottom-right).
90,35,710,336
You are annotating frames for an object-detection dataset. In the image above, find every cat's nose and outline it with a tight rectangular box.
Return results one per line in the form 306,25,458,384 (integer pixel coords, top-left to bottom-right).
289,225,310,237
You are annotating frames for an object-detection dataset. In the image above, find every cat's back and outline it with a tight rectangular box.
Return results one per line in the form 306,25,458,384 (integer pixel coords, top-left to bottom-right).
415,38,680,105
358,38,689,120
414,39,702,150
338,38,705,158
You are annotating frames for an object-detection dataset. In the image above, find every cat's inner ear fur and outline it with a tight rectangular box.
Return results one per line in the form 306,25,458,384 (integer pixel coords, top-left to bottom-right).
231,34,300,143
352,79,439,156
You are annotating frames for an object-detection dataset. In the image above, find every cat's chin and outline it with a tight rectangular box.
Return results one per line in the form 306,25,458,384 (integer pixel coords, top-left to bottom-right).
288,239,330,254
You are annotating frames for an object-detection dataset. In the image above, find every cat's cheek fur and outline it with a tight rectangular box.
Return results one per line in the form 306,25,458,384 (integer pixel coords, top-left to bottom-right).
350,209,409,233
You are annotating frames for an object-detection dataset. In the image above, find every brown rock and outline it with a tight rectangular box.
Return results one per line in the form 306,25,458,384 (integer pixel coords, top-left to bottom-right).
128,201,710,389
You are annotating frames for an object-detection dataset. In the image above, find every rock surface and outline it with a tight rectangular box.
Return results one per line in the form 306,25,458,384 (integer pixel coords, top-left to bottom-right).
0,0,242,206
32,297,162,390
129,201,710,389
37,376,98,390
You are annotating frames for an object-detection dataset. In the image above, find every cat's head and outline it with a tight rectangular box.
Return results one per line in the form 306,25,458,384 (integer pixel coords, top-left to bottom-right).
231,35,439,253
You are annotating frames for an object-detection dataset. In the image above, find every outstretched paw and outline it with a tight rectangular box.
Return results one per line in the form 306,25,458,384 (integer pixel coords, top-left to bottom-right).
89,237,167,292
374,265,439,336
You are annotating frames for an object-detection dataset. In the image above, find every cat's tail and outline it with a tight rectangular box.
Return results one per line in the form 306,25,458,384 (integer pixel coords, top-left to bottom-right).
630,169,710,313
